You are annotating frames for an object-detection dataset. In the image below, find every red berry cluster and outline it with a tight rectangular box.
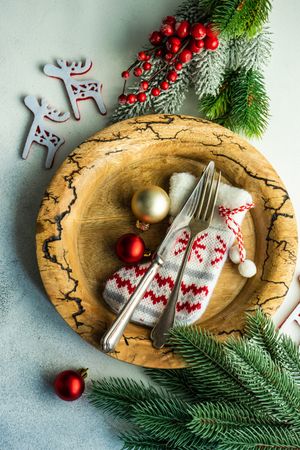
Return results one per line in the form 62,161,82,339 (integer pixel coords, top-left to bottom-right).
118,17,219,105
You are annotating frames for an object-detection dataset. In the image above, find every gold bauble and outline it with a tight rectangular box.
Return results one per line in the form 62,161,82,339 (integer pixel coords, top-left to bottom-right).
131,186,170,224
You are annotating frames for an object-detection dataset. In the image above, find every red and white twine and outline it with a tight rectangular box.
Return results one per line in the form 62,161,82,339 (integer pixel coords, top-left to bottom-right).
219,202,255,263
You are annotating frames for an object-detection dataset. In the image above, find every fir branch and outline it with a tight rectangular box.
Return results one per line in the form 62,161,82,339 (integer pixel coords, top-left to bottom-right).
280,334,300,386
176,0,219,22
212,0,273,39
120,429,177,450
229,28,272,72
192,39,229,98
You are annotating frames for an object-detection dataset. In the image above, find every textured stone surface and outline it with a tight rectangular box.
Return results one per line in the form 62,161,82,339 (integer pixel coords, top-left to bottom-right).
1,0,300,448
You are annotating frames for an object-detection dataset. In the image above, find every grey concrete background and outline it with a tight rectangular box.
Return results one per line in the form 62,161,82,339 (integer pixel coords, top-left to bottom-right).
0,0,299,448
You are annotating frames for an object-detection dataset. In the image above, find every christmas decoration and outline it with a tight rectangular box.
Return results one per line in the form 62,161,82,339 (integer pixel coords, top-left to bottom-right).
89,310,300,449
116,233,145,264
44,59,106,120
54,369,87,401
112,1,272,138
131,186,170,225
22,95,70,169
103,177,254,327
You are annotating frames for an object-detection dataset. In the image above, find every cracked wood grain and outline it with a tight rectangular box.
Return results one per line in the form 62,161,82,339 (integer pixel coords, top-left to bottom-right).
36,114,297,368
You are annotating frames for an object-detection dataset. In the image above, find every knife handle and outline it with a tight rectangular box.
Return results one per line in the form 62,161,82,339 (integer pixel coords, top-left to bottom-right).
101,256,163,353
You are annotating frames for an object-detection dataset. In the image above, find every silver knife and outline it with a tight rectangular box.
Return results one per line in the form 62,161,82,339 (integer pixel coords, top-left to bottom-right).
101,162,214,353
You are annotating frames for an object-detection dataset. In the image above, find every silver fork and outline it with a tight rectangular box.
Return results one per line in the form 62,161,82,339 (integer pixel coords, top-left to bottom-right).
150,169,221,349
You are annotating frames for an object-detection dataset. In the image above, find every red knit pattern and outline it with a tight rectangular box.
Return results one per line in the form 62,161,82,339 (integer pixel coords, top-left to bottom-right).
211,235,227,266
144,291,168,305
181,282,209,296
113,272,136,294
177,301,202,313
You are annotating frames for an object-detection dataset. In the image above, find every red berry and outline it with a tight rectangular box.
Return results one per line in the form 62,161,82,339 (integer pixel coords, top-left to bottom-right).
175,20,190,39
151,87,161,97
206,22,220,37
118,94,127,104
121,70,130,79
133,67,143,77
138,51,147,61
144,54,151,61
174,62,183,70
179,49,193,63
163,16,176,26
143,62,152,71
196,39,205,49
204,36,219,51
140,80,149,91
137,92,147,102
166,36,181,53
161,23,174,36
188,38,203,53
164,52,173,61
167,70,178,82
160,81,169,90
149,31,163,46
191,23,206,40
155,49,163,57
127,94,137,104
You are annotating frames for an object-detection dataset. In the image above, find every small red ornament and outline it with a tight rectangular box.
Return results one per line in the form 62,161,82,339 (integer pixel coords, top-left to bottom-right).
140,80,149,91
188,38,203,53
149,31,163,46
118,94,127,104
134,67,143,77
166,36,181,53
116,233,145,263
174,62,183,70
160,81,169,90
137,92,147,102
155,49,163,57
175,20,190,39
151,87,160,97
164,52,173,61
121,71,130,79
163,16,176,26
179,49,193,63
206,23,220,37
191,23,206,40
127,94,137,104
204,36,219,51
143,62,152,71
54,369,87,401
138,51,147,61
167,70,178,82
161,23,174,36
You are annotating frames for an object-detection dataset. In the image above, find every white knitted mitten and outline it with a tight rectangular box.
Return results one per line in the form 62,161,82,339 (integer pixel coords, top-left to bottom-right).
103,174,254,327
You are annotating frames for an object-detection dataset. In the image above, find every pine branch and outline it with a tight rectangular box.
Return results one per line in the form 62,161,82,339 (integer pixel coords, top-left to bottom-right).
280,334,300,386
176,0,219,22
120,429,177,450
192,39,229,98
212,0,273,39
229,28,272,72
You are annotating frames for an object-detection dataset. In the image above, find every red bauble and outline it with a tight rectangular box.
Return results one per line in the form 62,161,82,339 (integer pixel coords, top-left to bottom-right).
188,38,203,53
179,49,193,63
166,36,181,53
127,94,137,104
137,92,147,102
174,62,183,70
160,80,169,90
204,36,219,51
140,80,149,91
175,20,190,39
143,62,152,71
161,23,174,36
121,70,130,79
167,70,178,82
155,49,163,57
151,87,161,97
134,67,143,77
206,22,220,37
163,16,176,26
54,370,86,401
164,52,173,61
191,23,206,40
118,94,127,104
138,51,147,61
116,233,145,263
149,31,163,46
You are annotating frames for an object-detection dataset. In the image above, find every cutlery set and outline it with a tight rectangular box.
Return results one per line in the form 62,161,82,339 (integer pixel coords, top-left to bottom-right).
101,162,221,353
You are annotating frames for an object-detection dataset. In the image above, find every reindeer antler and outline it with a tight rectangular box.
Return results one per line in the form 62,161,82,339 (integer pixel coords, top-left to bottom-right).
68,59,92,75
41,98,70,122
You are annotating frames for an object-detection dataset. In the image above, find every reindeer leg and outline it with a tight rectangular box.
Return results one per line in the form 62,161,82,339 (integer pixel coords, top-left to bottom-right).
69,96,80,120
93,90,107,115
45,140,64,169
22,125,35,159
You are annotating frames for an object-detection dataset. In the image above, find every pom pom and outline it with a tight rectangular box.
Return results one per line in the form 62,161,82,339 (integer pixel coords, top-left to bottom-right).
229,244,243,264
238,259,257,278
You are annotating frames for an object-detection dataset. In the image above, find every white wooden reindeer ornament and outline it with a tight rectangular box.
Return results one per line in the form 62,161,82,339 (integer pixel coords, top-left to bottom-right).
44,59,107,120
22,96,70,169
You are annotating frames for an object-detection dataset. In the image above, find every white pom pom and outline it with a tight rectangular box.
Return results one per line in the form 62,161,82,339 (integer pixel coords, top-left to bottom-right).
238,259,257,278
229,245,243,264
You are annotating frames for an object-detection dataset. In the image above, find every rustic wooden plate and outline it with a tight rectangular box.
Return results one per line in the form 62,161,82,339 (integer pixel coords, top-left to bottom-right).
36,114,297,368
